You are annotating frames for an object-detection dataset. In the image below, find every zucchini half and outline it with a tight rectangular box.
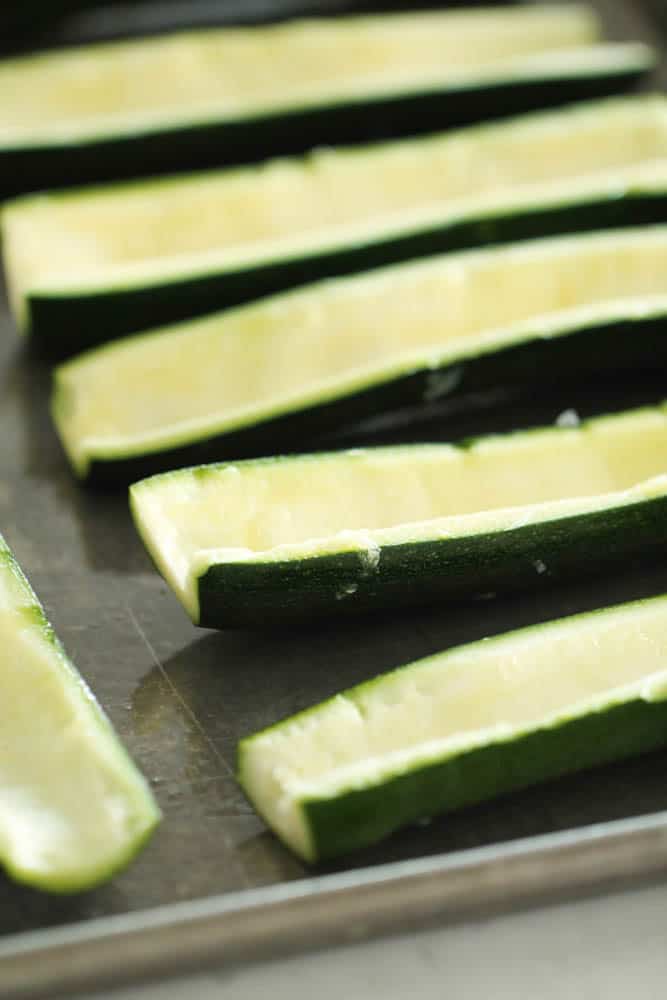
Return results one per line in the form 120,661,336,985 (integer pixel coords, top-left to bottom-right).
0,6,650,197
131,403,667,629
0,534,160,892
238,594,667,862
54,227,667,485
6,93,667,355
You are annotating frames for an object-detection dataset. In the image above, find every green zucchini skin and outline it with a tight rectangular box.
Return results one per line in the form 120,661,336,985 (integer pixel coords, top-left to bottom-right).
80,309,667,487
300,695,667,861
4,1,89,35
0,535,161,891
31,181,667,360
3,58,648,201
3,0,517,35
197,494,667,628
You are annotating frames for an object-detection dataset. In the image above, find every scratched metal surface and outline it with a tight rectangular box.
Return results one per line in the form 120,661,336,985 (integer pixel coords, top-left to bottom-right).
2,0,667,952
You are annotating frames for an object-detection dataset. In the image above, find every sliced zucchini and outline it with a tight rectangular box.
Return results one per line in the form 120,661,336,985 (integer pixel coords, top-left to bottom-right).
238,594,667,862
0,534,160,892
130,403,667,629
6,93,667,355
55,227,667,484
0,5,650,197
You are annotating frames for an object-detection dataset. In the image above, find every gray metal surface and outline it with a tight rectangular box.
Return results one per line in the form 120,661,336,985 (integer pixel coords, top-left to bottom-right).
2,0,667,996
4,812,667,1000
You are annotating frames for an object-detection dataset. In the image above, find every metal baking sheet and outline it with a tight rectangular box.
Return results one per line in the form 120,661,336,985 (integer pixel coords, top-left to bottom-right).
3,0,667,996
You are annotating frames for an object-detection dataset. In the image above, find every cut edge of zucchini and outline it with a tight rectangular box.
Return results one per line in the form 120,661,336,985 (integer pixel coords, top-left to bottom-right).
0,534,161,893
129,402,667,626
6,94,666,339
237,593,667,862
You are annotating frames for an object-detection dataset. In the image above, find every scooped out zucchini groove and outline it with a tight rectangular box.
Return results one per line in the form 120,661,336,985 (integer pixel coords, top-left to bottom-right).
0,534,160,892
54,227,667,484
6,93,667,355
0,5,651,197
238,594,667,862
131,403,667,629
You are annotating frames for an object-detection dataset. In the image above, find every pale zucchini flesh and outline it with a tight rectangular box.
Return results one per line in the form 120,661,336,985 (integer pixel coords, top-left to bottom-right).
238,595,667,861
54,227,667,483
0,534,160,892
4,91,665,351
130,403,667,628
2,6,647,200
0,6,600,143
